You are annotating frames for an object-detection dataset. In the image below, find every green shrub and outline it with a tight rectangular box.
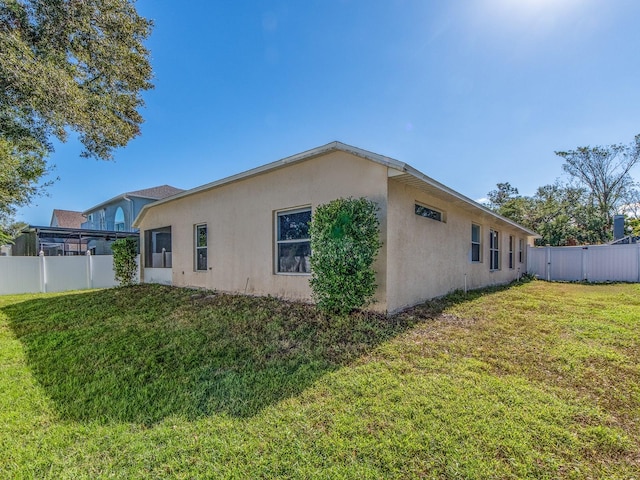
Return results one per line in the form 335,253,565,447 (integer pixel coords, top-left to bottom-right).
111,237,139,286
309,197,382,314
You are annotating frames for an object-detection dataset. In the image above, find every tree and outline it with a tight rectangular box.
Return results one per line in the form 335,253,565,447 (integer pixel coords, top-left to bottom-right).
528,183,602,245
0,136,52,242
621,184,640,219
486,181,605,246
309,197,382,315
555,135,640,240
0,219,27,245
628,217,640,237
487,182,520,210
0,0,153,234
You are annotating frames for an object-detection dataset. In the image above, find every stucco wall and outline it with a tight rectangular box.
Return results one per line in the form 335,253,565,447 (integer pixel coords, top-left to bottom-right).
137,151,389,310
385,179,531,313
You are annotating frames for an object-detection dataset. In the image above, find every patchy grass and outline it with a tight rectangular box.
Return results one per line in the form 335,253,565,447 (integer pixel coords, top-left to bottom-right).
1,282,639,478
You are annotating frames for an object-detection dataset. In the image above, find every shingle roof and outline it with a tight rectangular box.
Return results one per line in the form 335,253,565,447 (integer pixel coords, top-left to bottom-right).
51,209,85,228
82,185,185,215
126,185,184,200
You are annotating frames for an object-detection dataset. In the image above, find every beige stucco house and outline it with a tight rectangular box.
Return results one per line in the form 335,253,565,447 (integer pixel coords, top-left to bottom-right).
133,142,536,313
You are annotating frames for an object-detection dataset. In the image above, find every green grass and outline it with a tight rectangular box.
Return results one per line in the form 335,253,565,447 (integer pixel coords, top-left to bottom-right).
1,282,639,478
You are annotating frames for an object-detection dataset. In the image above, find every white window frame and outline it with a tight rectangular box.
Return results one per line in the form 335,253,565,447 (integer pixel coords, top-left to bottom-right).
115,207,125,232
490,229,500,271
471,224,481,262
195,223,207,271
508,235,514,269
519,238,524,264
275,206,311,275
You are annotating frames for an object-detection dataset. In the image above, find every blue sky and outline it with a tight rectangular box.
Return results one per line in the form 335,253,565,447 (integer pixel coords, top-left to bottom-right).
18,0,640,225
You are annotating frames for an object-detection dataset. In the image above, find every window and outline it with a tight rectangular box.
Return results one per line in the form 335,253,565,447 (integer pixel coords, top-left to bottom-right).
144,226,172,268
508,235,514,269
195,224,207,271
115,207,125,231
471,224,481,262
489,229,500,270
99,209,106,230
415,203,443,222
519,238,524,264
276,207,311,274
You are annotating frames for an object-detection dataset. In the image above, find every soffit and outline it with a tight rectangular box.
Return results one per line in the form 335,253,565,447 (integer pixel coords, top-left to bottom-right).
389,172,537,236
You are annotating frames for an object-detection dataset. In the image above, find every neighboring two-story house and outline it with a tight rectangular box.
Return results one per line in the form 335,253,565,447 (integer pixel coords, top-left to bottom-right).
82,185,184,232
11,186,182,256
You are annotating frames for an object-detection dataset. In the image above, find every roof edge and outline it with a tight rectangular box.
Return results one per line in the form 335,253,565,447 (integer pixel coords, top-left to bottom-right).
83,187,183,215
134,141,397,227
401,165,539,237
82,194,129,215
133,142,538,237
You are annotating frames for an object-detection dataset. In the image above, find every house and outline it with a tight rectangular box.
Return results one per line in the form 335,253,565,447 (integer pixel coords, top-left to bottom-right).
10,186,181,256
133,142,537,313
82,185,183,232
50,209,86,229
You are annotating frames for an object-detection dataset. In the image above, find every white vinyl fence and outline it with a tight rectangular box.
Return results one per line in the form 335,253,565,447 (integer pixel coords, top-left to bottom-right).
527,244,640,282
0,255,140,295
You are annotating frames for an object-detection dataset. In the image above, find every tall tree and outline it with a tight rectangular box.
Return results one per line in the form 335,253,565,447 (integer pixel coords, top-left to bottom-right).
555,135,640,240
621,184,640,219
487,182,520,210
486,181,605,246
486,182,535,227
0,0,153,237
528,183,603,245
0,136,52,243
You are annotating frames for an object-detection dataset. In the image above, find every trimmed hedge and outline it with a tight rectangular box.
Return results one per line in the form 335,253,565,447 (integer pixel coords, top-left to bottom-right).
111,237,138,286
309,197,382,314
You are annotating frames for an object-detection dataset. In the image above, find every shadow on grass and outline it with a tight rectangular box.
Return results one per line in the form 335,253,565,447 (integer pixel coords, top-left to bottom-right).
3,282,526,425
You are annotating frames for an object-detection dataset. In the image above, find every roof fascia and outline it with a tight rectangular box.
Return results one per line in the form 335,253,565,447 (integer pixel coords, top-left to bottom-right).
83,192,164,215
398,164,538,237
133,141,384,227
133,141,538,237
82,194,128,215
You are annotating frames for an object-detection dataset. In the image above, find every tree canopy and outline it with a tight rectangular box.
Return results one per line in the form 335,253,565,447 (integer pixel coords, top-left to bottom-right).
487,181,595,246
0,136,51,243
556,135,640,239
0,0,153,239
488,135,640,246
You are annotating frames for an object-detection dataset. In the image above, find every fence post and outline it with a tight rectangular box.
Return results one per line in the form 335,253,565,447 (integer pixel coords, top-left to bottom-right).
86,251,93,289
637,244,640,283
545,246,551,281
581,247,588,281
39,250,46,293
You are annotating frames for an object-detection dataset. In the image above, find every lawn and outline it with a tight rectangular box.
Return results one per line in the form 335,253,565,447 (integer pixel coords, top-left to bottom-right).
1,281,638,479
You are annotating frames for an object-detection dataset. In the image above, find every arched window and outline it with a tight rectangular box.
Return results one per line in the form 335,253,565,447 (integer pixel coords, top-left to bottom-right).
115,207,125,231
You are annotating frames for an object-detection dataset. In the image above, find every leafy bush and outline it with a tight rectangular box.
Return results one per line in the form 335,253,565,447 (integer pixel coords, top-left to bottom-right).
309,197,382,314
111,237,138,286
